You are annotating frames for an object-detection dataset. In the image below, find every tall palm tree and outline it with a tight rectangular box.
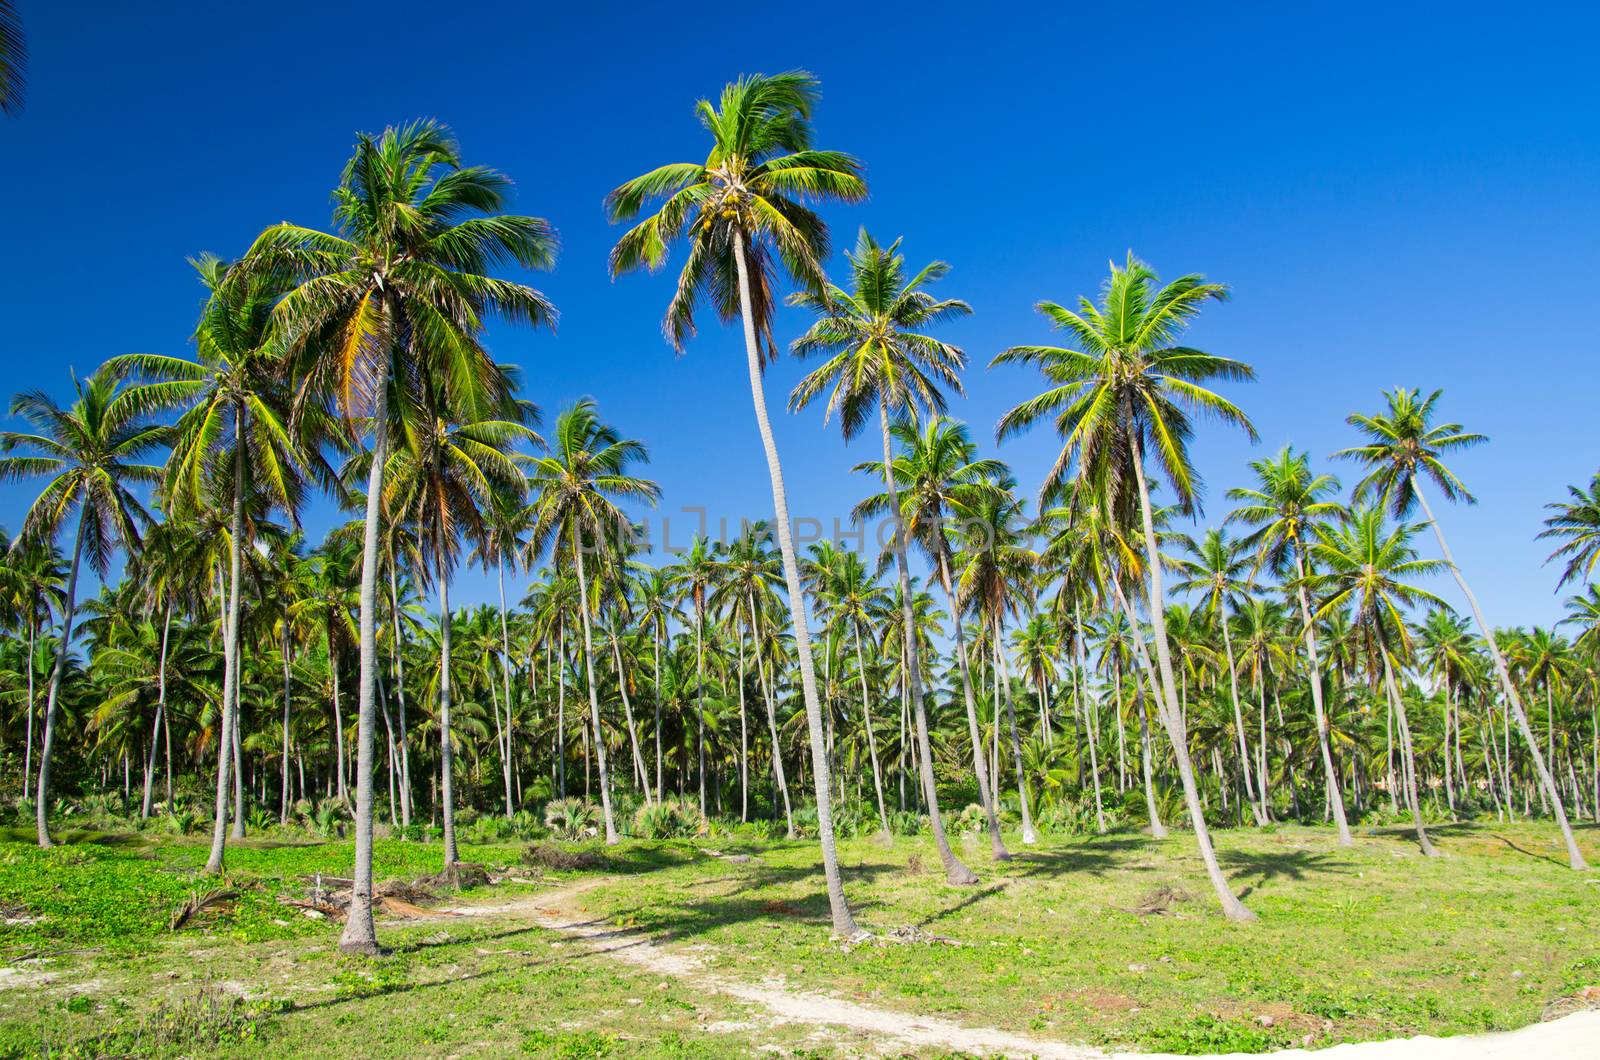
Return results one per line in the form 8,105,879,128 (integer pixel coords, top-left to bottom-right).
530,401,659,844
1226,446,1353,844
854,416,1012,859
1540,471,1600,590
0,532,64,802
473,491,536,818
1308,507,1447,854
115,254,327,872
607,72,867,937
993,254,1258,922
789,228,977,882
1337,388,1588,870
1172,528,1268,825
246,120,557,953
634,567,680,801
669,535,722,815
0,363,169,846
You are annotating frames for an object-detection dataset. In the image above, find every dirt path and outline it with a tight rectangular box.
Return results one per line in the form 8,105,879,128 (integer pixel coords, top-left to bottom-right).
448,878,1600,1059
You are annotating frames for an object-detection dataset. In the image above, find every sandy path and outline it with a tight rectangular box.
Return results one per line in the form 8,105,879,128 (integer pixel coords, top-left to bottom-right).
448,879,1600,1059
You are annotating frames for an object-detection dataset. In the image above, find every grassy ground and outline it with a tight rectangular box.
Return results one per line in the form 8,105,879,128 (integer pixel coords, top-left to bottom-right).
0,820,1595,1056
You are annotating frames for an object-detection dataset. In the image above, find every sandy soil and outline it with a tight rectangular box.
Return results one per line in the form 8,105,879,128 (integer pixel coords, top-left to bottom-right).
449,877,1600,1059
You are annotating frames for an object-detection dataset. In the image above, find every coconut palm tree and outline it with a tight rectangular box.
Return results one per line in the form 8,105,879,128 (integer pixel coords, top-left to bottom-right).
854,416,1012,859
1226,446,1353,844
1308,507,1447,854
472,491,536,818
1540,471,1600,590
633,567,680,801
246,120,556,953
0,363,169,846
606,71,866,937
0,532,64,802
993,253,1258,921
1337,388,1588,870
114,254,329,872
530,401,659,844
789,228,977,882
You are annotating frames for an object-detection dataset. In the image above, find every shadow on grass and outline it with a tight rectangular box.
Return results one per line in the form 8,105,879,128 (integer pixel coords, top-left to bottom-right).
1219,847,1353,884
1010,836,1150,879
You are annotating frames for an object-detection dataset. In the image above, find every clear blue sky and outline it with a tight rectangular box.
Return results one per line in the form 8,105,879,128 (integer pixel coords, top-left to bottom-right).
3,2,1597,627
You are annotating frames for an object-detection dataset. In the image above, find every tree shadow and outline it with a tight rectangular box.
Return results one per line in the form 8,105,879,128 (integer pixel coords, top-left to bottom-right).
1486,833,1565,867
1009,837,1150,880
915,884,1007,927
1219,848,1352,885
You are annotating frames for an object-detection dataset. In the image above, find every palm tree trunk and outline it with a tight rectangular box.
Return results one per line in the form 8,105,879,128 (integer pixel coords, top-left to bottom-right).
35,517,85,848
496,563,516,819
1381,647,1437,856
388,567,412,827
280,620,292,825
23,608,35,803
1412,483,1586,868
1107,578,1168,838
1074,613,1106,833
1291,555,1353,845
611,628,651,807
850,619,891,838
935,545,1010,859
732,229,857,935
1220,618,1266,825
653,624,664,801
205,411,247,870
141,604,172,820
751,588,795,837
556,623,567,798
339,372,389,956
735,627,748,822
694,604,707,814
572,533,619,844
231,655,245,839
994,617,1037,845
437,554,461,868
877,404,976,880
1128,432,1252,922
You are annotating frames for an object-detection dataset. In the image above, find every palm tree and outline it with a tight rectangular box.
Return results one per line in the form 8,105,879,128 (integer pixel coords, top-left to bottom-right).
1226,446,1353,844
473,491,536,818
607,72,867,937
1540,471,1600,590
1173,528,1268,825
530,401,659,844
1308,507,1447,854
993,254,1258,922
115,254,327,872
854,416,1012,859
789,228,977,882
0,1,23,117
1337,388,1588,870
246,120,557,954
0,363,169,846
0,533,64,802
634,567,680,801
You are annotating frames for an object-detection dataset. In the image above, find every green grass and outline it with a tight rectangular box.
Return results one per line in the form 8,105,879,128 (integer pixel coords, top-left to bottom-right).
0,821,1595,1056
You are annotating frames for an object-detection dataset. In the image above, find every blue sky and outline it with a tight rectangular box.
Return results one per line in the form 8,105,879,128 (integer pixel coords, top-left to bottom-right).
2,2,1597,627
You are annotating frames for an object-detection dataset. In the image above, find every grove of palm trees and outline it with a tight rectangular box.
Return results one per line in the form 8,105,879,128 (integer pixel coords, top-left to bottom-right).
2,10,1598,1056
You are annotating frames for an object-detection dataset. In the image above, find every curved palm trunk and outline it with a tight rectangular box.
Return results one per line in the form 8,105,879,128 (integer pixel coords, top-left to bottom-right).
437,557,461,867
733,230,857,935
205,411,248,871
935,546,1010,859
1380,647,1437,856
339,375,389,956
388,567,412,827
1291,553,1353,845
879,403,975,882
1128,434,1253,922
1220,618,1266,826
993,618,1037,844
751,589,795,837
280,620,292,825
141,604,172,820
1108,580,1169,839
1413,485,1587,869
496,564,516,819
693,605,706,814
850,619,891,838
610,627,651,807
1073,610,1106,833
572,534,619,844
653,624,664,801
35,517,86,848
